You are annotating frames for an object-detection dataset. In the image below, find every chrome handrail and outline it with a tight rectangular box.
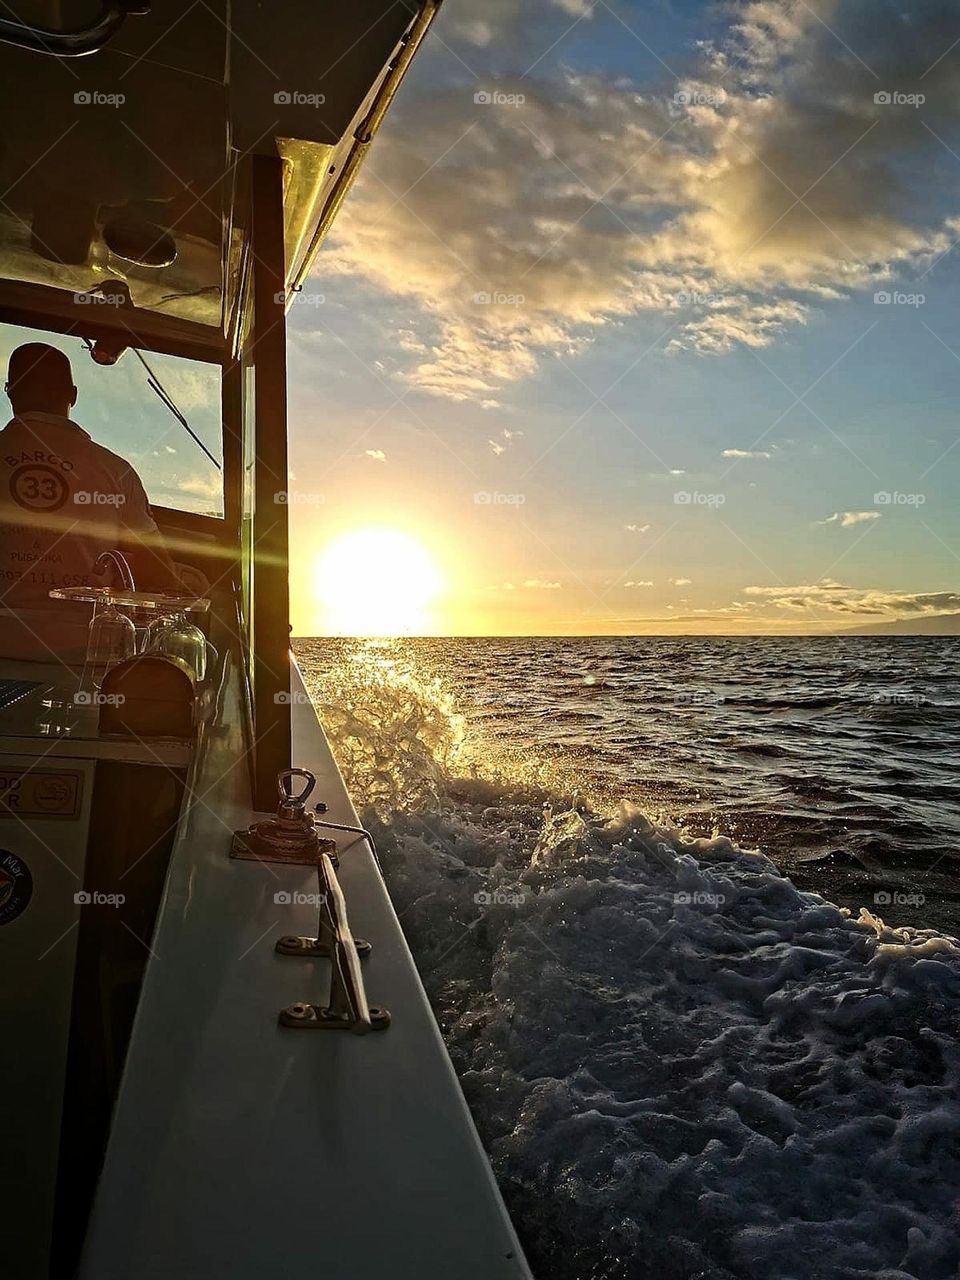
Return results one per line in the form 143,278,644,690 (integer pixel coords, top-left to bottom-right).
278,851,390,1034
321,852,373,1032
94,549,136,592
0,0,147,56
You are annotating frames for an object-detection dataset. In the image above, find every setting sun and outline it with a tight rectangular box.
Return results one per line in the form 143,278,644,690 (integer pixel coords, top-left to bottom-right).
316,528,444,636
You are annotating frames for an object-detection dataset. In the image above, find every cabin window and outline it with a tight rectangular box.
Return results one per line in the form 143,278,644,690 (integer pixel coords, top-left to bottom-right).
0,324,223,517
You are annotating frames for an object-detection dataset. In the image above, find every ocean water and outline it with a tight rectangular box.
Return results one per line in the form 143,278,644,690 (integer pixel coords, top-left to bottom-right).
296,636,960,1280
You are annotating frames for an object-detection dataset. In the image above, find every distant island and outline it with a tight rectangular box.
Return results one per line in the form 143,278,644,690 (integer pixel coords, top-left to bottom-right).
842,613,960,636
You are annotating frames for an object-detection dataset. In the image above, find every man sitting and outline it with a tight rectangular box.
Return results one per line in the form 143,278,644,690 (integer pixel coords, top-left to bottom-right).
0,342,181,660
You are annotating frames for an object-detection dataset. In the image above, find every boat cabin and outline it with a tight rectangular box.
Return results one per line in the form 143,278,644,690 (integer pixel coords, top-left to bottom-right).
0,4,533,1276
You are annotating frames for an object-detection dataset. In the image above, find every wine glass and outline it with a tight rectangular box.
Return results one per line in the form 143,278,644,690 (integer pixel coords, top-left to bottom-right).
144,611,208,682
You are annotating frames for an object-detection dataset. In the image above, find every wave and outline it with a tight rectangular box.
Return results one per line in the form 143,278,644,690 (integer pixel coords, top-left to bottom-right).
297,641,960,1280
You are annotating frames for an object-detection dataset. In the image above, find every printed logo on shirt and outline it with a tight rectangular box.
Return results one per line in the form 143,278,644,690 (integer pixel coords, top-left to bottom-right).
8,464,70,512
0,850,32,925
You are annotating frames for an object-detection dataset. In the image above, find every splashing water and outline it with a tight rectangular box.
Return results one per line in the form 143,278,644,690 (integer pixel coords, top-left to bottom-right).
299,638,468,812
297,639,960,1280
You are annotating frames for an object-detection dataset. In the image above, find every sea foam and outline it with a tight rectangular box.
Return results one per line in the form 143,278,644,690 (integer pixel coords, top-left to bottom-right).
299,641,960,1280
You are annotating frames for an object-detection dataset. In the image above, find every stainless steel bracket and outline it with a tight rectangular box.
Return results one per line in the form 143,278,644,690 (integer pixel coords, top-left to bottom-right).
277,851,390,1034
232,768,337,866
276,933,372,960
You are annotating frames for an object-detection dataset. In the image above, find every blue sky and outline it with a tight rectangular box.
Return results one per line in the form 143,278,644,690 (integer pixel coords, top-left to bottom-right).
0,323,223,513
6,1,959,636
283,0,960,633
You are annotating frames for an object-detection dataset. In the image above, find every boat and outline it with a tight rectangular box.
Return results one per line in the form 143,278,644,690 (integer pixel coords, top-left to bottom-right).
0,3,533,1275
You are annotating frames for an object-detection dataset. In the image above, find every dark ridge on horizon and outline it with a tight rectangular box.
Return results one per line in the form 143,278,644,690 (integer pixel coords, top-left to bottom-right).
293,622,960,640
840,613,960,636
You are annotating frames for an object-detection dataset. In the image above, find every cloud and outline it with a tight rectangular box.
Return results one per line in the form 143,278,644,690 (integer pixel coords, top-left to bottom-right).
178,473,221,499
670,577,692,586
523,578,562,589
488,428,521,455
450,0,593,48
819,510,881,527
625,579,654,587
722,448,772,459
625,522,651,533
320,0,960,401
364,449,387,462
743,579,960,616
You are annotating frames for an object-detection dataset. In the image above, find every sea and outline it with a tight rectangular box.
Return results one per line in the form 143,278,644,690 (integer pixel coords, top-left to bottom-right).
296,635,960,1280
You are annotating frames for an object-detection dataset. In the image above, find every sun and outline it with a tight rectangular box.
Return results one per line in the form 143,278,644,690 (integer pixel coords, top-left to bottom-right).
316,528,444,636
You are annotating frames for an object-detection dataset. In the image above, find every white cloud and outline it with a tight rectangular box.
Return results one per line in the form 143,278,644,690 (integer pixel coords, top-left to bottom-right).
450,0,593,47
488,428,520,456
320,0,960,401
819,511,880,527
176,473,222,501
523,578,561,589
364,449,387,462
625,579,654,587
670,577,692,586
743,579,960,617
625,522,651,533
722,448,771,460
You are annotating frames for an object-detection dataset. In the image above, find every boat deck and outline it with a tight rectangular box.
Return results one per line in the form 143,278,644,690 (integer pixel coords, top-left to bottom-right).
78,655,531,1278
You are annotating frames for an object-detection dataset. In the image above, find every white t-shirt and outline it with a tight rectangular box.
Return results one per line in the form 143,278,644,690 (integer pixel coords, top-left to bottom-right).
0,411,158,609
0,413,161,661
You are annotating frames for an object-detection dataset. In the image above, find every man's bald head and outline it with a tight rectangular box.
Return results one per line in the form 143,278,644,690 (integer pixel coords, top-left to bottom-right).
6,344,77,417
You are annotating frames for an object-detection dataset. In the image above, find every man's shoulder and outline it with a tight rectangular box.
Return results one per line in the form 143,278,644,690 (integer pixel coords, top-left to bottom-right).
60,427,142,489
84,439,139,479
0,416,147,497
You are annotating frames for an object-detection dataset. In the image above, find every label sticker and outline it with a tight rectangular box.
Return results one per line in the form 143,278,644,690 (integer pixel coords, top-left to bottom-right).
0,850,32,925
8,464,70,513
0,769,82,818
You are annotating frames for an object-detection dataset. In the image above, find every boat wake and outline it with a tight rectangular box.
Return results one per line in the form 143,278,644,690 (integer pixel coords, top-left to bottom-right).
298,641,960,1280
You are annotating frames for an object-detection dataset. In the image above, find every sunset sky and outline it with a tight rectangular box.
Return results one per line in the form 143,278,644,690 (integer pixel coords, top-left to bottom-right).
284,0,960,635
5,0,960,636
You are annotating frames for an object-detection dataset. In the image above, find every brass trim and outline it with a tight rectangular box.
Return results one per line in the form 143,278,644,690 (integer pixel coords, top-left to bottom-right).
289,0,444,299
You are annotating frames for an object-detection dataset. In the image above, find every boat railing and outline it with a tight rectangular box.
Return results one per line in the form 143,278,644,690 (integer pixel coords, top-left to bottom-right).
229,768,391,1033
0,0,145,56
276,850,391,1035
